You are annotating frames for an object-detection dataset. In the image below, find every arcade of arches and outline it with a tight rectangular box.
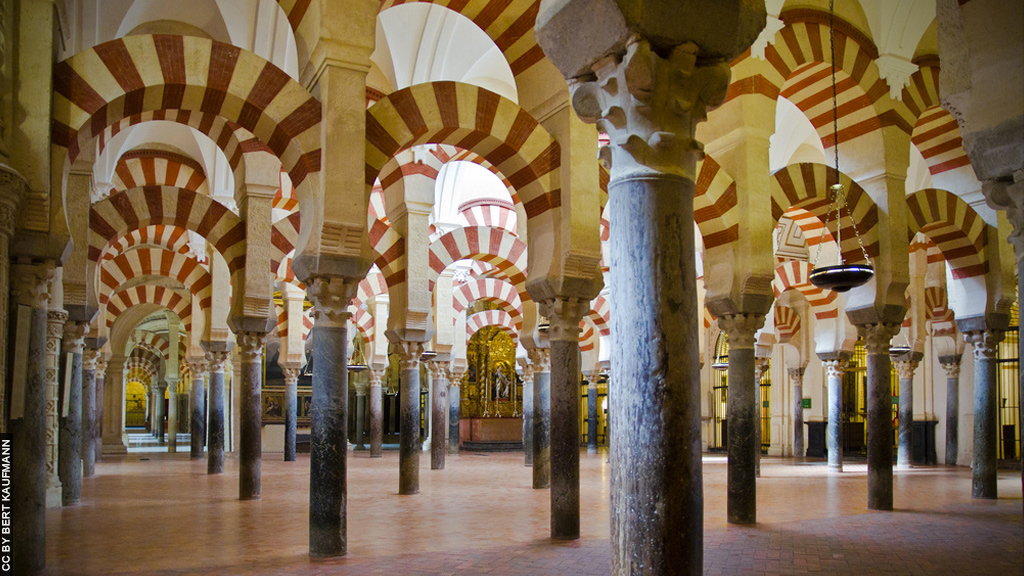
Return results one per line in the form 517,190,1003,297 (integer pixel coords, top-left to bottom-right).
1,0,1022,574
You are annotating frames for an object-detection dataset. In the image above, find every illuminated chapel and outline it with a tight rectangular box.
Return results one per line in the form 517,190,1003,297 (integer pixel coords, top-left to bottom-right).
1,0,1022,574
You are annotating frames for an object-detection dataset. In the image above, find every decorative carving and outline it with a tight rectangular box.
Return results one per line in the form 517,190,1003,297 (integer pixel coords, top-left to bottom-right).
788,367,806,384
717,313,766,350
82,348,101,371
394,341,424,372
306,276,357,328
528,348,551,373
893,360,920,381
236,331,269,363
964,329,1004,360
62,321,88,354
46,310,68,339
570,39,731,181
753,357,770,380
11,263,53,308
368,368,385,388
539,297,590,342
187,357,209,377
281,366,301,384
857,323,902,355
426,360,450,383
448,368,466,389
822,360,848,379
940,361,961,379
207,350,231,373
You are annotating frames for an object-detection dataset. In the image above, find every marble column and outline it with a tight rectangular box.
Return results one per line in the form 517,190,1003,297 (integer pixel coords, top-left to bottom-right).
81,347,101,477
155,384,167,444
894,355,922,469
94,356,106,461
237,331,269,500
449,368,464,455
719,314,764,525
101,354,127,455
520,361,535,466
281,363,301,462
790,367,806,458
860,323,901,511
529,348,551,489
44,307,68,507
188,357,208,460
429,362,449,470
166,377,179,451
149,385,158,436
354,382,368,450
939,355,961,465
368,368,384,458
544,298,588,540
587,375,599,455
205,347,232,474
10,262,54,574
821,358,848,472
964,329,1004,499
58,321,88,506
396,341,423,495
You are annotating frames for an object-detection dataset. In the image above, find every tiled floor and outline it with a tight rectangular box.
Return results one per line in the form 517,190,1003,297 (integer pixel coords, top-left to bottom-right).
46,451,1022,575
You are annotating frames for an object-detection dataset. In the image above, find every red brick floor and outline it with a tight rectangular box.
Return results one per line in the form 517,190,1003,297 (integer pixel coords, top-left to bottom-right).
45,451,1022,575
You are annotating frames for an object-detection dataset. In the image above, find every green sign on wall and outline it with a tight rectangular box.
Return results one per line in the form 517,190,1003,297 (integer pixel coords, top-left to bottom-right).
801,398,811,409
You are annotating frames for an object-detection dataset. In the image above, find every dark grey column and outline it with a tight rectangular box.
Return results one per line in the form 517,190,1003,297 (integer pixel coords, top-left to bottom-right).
860,323,900,511
237,331,268,500
543,299,588,540
530,348,551,489
894,354,922,469
449,370,463,455
821,357,848,473
396,341,423,494
305,278,355,558
790,367,805,458
58,321,88,506
10,263,54,574
720,314,764,525
753,356,769,477
587,377,599,455
81,347,100,477
94,360,105,462
354,383,368,450
369,368,384,458
155,384,166,444
282,364,300,461
521,362,534,466
189,357,208,460
430,362,448,470
204,345,232,475
964,329,1003,499
939,355,961,465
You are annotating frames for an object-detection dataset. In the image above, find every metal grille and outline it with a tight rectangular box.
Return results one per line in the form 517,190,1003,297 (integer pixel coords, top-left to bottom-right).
710,333,729,451
995,304,1021,462
760,364,771,454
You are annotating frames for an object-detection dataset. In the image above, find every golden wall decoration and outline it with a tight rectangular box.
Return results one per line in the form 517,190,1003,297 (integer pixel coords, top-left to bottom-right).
461,325,520,418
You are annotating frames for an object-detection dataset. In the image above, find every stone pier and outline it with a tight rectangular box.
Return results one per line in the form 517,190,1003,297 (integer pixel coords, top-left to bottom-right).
939,355,961,465
720,314,764,525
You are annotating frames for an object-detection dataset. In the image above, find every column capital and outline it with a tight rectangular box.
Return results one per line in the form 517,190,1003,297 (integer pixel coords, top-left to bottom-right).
964,329,1004,359
426,360,450,381
518,361,535,384
856,322,902,355
528,347,551,373
717,313,766,350
394,341,423,371
939,360,961,379
0,165,26,238
46,309,69,338
83,348,102,371
539,297,590,342
62,321,89,354
821,359,849,378
236,331,269,363
753,356,770,379
893,360,920,380
368,368,385,388
11,262,54,308
306,276,357,328
207,350,231,373
187,356,209,375
448,367,466,387
787,367,806,383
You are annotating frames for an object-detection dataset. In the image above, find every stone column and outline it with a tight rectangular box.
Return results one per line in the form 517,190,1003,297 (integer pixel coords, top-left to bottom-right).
894,354,923,469
155,383,167,444
449,368,464,455
395,341,423,495
165,376,178,451
354,381,368,450
859,323,901,511
520,361,535,466
204,346,232,474
10,262,54,574
44,307,68,507
237,331,269,500
939,355,962,465
790,367,806,458
963,329,1004,499
586,374,599,455
101,354,127,455
306,277,356,557
148,385,158,436
529,347,551,489
81,347,101,477
429,362,449,470
94,356,106,462
753,356,770,477
188,357,208,460
368,368,384,458
281,363,301,462
0,186,19,435
58,321,87,506
821,358,848,473
718,314,764,525
542,298,588,539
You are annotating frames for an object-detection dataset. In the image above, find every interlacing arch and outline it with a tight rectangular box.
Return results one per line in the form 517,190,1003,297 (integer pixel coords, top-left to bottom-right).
579,317,598,353
770,163,880,263
774,305,802,344
101,225,194,262
105,285,193,331
693,155,739,250
772,260,838,321
905,188,989,279
912,105,972,178
466,309,518,343
586,295,610,337
112,149,208,195
98,248,213,309
428,226,528,296
271,212,302,276
452,278,523,331
130,330,188,363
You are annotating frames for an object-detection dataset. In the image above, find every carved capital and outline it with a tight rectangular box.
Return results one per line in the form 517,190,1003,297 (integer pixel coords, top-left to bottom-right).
11,263,54,308
368,368,385,388
893,360,920,380
46,309,69,339
207,350,231,373
539,297,590,342
187,357,209,376
787,367,805,384
236,331,269,363
571,39,731,180
856,323,902,355
83,348,102,371
940,361,961,379
449,368,466,387
395,341,424,372
822,360,848,379
306,276,357,328
281,366,301,384
96,356,108,375
528,348,551,373
62,321,89,354
519,362,535,384
717,313,765,350
753,357,770,380
427,360,450,382
964,329,1004,360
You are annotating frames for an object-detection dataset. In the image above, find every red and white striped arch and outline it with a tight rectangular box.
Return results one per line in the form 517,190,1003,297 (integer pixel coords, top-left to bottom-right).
452,278,523,331
459,198,518,233
772,260,838,321
271,212,302,276
276,306,314,342
368,219,406,286
273,169,299,212
98,248,213,309
365,82,559,222
912,106,972,178
105,285,193,332
350,307,375,346
125,365,155,386
774,305,802,344
356,266,389,305
905,188,989,280
101,225,193,262
924,286,955,324
587,295,610,337
428,226,528,296
770,163,880,263
579,317,599,353
694,155,738,250
466,309,518,343
112,149,208,195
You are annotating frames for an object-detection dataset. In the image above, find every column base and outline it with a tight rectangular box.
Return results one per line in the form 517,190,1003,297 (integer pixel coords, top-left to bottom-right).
45,486,63,508
102,443,128,455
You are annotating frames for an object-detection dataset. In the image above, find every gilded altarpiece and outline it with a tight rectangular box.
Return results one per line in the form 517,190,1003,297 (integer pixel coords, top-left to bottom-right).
461,325,521,418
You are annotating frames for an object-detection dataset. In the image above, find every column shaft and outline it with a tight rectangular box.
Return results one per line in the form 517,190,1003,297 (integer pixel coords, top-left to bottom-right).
941,359,960,465
44,310,67,507
397,342,422,495
531,350,551,489
58,327,85,506
825,362,845,472
369,370,383,458
430,367,447,470
207,362,227,474
309,322,350,556
790,368,805,458
550,336,582,539
448,379,461,455
238,332,266,500
726,345,756,524
190,368,207,460
81,359,97,477
965,330,1001,499
94,366,105,461
522,368,534,466
282,367,299,462
866,351,894,510
587,382,599,455
897,370,915,468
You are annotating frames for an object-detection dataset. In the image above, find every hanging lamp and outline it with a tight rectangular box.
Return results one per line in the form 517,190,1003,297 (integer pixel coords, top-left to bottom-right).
807,0,874,293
